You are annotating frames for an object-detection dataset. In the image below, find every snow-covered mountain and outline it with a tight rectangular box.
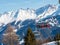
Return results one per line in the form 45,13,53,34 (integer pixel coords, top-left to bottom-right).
0,4,60,45
0,9,36,25
35,5,58,21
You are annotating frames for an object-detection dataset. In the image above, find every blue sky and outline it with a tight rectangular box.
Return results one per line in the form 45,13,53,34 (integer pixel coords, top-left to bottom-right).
0,0,59,13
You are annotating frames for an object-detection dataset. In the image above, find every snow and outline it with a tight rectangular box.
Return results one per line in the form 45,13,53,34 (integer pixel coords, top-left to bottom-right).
36,5,58,22
13,29,17,32
0,5,60,45
44,17,59,27
0,9,36,25
42,41,57,45
0,5,59,33
49,22,55,26
0,11,15,25
20,39,24,44
0,5,58,25
16,9,36,22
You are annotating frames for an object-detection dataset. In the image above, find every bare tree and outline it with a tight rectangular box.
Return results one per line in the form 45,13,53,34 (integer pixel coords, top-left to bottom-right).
2,24,20,45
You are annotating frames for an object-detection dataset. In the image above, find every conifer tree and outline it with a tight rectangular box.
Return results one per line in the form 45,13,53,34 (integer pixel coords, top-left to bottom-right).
24,27,36,45
56,33,60,45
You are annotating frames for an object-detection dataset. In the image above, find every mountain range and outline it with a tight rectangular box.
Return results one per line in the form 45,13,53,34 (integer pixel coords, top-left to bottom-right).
0,4,60,45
